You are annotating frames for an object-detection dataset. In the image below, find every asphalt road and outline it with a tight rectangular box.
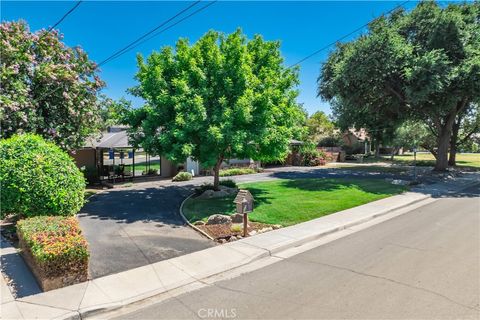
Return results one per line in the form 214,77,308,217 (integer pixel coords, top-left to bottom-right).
115,184,480,320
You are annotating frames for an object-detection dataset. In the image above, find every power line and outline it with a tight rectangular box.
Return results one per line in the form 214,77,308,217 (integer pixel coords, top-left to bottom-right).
287,0,410,69
47,1,83,32
100,0,217,66
98,0,204,67
34,1,216,102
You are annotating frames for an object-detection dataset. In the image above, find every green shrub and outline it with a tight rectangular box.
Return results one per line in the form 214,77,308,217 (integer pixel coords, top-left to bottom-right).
219,168,257,177
219,179,237,188
80,165,99,185
0,134,86,219
172,171,193,181
194,183,215,195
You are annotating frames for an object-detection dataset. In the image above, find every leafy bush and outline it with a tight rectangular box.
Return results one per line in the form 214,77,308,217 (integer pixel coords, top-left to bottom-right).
230,224,242,233
172,171,193,181
299,141,326,166
142,168,158,175
318,135,343,147
194,180,238,195
219,168,257,177
81,165,99,185
194,183,215,195
219,179,237,188
0,134,86,219
17,216,89,277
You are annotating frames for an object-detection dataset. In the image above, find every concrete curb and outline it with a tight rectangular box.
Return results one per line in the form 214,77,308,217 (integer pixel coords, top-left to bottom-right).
178,193,215,241
2,178,478,320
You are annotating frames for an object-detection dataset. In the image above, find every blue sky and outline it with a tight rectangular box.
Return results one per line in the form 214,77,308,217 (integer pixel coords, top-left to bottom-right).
2,1,419,115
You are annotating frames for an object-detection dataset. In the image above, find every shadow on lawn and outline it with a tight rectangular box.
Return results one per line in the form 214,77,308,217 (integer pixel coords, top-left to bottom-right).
281,178,403,195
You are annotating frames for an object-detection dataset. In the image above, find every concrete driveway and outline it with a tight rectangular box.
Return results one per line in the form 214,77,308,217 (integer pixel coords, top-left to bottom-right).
78,184,214,278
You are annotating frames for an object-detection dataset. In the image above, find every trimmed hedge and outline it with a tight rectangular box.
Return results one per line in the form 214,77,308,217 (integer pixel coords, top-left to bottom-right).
172,171,193,181
17,216,89,289
0,134,86,219
219,168,258,177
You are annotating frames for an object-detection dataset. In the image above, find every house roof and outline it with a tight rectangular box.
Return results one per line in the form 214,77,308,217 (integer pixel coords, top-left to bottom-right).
84,129,131,149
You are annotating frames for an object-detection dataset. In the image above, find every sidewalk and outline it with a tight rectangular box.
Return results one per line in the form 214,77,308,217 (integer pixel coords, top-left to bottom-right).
1,174,478,320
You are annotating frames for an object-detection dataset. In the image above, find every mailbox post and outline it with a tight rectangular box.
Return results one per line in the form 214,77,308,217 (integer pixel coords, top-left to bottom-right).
234,190,254,237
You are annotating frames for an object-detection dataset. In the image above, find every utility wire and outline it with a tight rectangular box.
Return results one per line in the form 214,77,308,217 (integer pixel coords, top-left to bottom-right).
34,1,216,102
287,0,410,68
98,0,203,67
47,1,83,32
98,0,217,67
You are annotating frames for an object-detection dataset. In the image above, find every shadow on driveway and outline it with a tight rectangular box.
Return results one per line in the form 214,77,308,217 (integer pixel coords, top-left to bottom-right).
78,184,214,279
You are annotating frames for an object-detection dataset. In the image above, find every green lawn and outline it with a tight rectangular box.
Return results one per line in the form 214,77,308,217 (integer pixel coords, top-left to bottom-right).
183,178,406,226
365,152,479,169
132,160,161,172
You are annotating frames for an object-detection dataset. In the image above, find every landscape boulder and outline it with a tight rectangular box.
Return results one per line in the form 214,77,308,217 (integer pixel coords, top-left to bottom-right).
206,214,232,225
231,213,244,223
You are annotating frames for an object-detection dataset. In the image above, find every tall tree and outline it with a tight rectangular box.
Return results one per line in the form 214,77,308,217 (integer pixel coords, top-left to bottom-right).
306,111,335,143
319,1,480,171
0,21,104,149
125,29,303,189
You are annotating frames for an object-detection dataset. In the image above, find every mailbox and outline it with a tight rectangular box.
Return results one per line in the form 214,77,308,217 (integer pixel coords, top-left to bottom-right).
234,190,254,213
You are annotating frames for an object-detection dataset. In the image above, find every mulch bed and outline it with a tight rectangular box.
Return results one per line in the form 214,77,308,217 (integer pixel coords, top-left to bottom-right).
197,222,279,243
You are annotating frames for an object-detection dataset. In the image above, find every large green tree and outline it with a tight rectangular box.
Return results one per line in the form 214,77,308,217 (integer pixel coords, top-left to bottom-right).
319,1,480,171
125,29,303,189
0,21,104,150
306,111,335,143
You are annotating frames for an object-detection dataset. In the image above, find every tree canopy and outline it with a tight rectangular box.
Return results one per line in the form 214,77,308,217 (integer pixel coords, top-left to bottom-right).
306,111,335,143
319,1,480,170
0,21,104,150
125,29,304,188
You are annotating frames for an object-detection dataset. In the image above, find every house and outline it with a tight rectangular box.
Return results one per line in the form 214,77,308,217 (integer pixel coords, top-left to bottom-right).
71,126,261,183
71,126,178,183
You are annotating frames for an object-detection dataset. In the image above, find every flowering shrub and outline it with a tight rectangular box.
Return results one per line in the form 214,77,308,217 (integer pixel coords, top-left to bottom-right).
0,21,105,150
0,134,85,219
17,216,89,278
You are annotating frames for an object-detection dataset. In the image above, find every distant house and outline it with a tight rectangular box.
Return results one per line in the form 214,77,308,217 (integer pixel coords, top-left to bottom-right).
342,128,368,147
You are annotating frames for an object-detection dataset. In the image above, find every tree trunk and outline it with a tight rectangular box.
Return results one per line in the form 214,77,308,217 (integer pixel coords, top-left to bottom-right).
434,99,468,171
448,127,458,167
434,131,450,171
390,147,398,161
213,156,224,191
374,139,380,158
448,116,461,167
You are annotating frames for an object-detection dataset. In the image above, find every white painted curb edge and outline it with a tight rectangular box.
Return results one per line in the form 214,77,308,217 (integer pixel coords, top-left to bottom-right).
179,193,215,241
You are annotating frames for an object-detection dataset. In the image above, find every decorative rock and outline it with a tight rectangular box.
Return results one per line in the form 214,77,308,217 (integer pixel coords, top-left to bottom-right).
259,227,273,233
193,221,206,226
231,213,244,223
391,179,409,186
249,230,257,236
206,214,232,225
272,224,282,230
197,189,230,199
219,186,238,194
217,238,227,244
229,236,237,242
